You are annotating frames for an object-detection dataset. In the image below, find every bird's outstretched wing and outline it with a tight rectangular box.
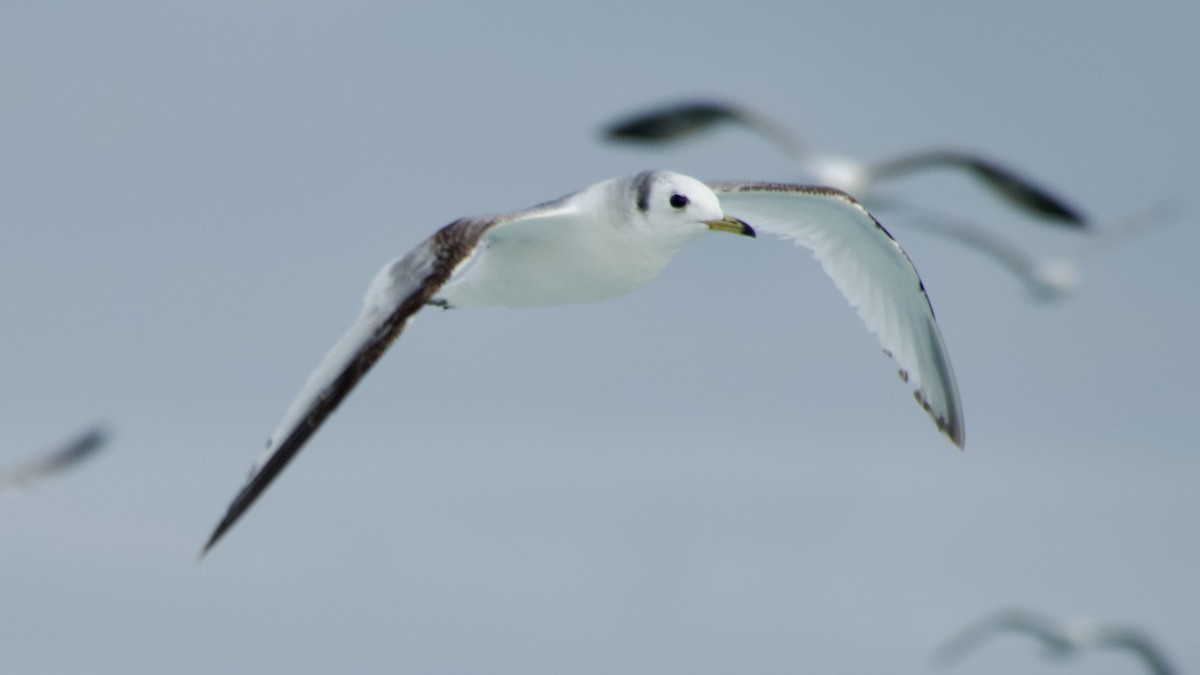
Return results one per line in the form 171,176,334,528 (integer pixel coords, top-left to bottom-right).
0,425,108,494
604,99,805,158
709,182,964,447
869,149,1087,226
605,100,737,141
602,99,1086,227
201,217,502,555
934,607,1072,662
934,607,1179,675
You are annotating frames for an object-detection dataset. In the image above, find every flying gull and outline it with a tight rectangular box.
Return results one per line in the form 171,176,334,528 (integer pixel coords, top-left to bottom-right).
604,98,1086,225
202,171,964,554
934,607,1178,675
0,425,109,494
601,100,1149,300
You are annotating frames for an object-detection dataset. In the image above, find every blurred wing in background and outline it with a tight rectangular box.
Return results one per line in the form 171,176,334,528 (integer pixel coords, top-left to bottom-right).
0,425,108,494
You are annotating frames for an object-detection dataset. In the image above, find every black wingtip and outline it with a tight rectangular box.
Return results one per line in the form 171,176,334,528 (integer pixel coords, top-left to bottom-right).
199,457,278,558
199,421,322,558
199,501,240,558
604,101,739,143
60,425,110,466
875,150,1090,229
962,157,1090,228
199,521,229,559
1013,188,1088,228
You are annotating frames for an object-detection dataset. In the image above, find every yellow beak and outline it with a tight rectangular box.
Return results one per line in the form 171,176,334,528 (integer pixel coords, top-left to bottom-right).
705,215,756,238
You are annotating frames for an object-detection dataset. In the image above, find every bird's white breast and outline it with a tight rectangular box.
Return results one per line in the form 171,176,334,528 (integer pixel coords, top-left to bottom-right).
435,181,697,308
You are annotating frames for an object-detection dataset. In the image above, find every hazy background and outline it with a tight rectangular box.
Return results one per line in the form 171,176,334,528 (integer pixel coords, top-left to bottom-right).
2,2,1196,673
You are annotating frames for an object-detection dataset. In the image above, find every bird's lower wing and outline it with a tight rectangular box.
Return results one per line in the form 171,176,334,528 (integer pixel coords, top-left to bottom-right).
709,182,964,448
201,219,493,554
874,197,1058,294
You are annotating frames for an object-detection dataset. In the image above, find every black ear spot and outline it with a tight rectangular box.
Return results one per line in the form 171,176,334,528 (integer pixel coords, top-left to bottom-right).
669,194,689,209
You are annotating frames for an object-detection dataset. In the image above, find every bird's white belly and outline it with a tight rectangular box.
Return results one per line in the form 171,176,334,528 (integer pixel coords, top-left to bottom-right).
435,231,672,308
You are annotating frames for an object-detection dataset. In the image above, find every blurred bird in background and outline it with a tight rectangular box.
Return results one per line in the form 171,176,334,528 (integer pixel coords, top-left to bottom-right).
604,99,1179,301
0,425,108,495
934,607,1178,675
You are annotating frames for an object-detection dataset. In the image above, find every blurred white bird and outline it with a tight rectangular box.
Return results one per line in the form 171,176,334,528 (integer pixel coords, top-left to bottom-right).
604,98,1087,225
603,99,1178,300
0,425,108,494
934,607,1178,675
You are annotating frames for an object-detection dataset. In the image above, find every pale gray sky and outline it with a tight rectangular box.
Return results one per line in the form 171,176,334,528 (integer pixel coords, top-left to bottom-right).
2,2,1197,673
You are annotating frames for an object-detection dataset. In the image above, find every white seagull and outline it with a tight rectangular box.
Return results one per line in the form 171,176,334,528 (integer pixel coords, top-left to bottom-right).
934,607,1178,675
0,425,109,494
601,100,1172,301
202,171,963,554
604,99,1086,225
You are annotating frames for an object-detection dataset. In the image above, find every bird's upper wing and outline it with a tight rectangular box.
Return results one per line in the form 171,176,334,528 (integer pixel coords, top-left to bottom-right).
709,182,964,448
869,149,1087,226
0,425,108,494
605,100,739,142
604,100,805,159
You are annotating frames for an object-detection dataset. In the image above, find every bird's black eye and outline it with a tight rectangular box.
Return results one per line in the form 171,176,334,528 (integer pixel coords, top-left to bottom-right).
669,194,689,209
